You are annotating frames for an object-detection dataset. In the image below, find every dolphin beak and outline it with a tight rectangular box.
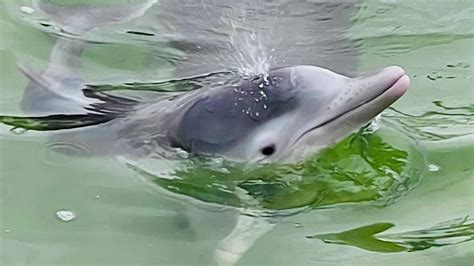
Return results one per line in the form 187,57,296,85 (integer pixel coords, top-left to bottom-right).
372,66,410,96
350,66,410,106
335,65,410,128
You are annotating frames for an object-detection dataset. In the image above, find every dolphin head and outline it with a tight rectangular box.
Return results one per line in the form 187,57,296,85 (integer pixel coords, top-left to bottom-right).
171,65,409,163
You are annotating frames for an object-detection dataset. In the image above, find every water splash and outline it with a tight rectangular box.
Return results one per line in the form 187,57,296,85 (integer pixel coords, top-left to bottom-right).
226,20,271,78
363,114,382,135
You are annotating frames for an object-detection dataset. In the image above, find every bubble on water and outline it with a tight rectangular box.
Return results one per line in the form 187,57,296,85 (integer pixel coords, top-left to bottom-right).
176,149,189,159
428,164,440,172
94,195,101,199
10,127,27,134
294,223,303,228
258,83,264,88
56,210,76,222
20,6,34,14
4,229,11,233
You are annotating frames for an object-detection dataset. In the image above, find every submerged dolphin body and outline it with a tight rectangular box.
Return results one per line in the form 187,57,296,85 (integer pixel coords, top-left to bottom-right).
13,1,411,265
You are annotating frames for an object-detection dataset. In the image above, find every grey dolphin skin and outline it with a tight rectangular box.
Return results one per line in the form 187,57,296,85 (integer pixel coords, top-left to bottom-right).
12,1,410,266
120,64,409,163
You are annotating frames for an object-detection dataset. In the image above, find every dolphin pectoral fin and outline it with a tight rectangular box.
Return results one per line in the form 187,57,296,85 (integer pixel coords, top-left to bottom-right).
215,214,275,266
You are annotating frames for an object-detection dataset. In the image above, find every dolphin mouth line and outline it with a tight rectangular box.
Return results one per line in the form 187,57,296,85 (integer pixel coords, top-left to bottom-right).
293,75,407,145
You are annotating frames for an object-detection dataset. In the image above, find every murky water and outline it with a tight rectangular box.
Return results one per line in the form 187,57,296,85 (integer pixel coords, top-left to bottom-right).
1,0,473,265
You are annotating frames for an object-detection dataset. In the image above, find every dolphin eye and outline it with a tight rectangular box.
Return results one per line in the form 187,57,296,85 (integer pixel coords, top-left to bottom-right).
261,145,275,156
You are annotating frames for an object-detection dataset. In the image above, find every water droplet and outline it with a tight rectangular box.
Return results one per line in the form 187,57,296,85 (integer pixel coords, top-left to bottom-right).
56,210,76,222
428,164,440,172
258,83,264,88
254,112,260,117
20,6,34,14
263,104,267,109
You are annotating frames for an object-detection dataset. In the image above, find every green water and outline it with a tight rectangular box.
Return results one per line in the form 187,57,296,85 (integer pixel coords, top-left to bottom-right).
1,0,473,265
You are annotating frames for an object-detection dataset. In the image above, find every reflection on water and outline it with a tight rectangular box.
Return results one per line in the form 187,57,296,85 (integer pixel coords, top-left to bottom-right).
387,101,474,141
128,128,424,215
309,216,474,253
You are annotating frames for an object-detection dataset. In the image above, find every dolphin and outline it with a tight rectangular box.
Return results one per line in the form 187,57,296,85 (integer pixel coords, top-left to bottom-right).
19,58,409,163
15,1,410,164
7,1,411,265
115,64,409,163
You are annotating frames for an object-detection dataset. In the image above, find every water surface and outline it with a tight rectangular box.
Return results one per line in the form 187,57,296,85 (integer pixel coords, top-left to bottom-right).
0,0,473,265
